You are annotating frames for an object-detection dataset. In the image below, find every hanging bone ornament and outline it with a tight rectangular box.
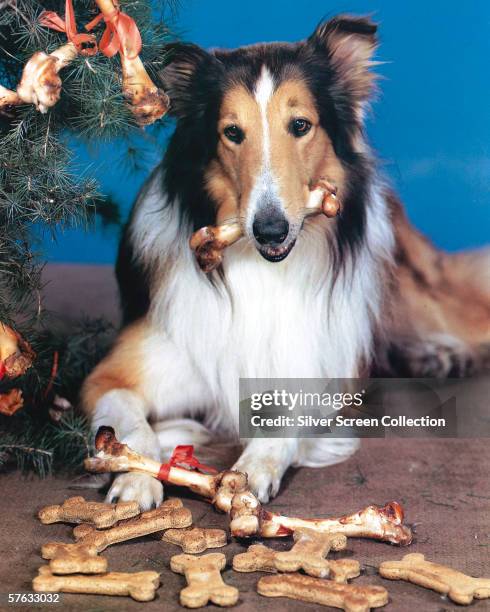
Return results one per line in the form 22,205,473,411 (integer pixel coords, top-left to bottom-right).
379,553,490,605
1,41,81,114
233,530,349,578
257,573,389,612
1,0,99,114
85,427,413,544
0,8,91,115
38,496,140,528
0,323,35,380
170,553,239,608
89,0,169,126
0,387,24,416
33,566,160,602
189,179,340,272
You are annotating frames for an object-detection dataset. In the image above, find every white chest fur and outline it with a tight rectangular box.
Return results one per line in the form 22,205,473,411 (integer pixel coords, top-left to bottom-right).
131,171,392,432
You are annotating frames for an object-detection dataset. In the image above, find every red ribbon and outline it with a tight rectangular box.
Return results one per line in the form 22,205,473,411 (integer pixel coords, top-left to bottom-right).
157,445,218,482
39,0,98,56
85,3,142,59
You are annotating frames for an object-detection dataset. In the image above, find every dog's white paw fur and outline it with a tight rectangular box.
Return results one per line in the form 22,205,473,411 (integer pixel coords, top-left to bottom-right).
106,473,163,511
233,458,282,503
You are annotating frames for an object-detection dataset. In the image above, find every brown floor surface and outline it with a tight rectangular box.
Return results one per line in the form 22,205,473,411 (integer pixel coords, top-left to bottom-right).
1,438,489,612
42,264,120,325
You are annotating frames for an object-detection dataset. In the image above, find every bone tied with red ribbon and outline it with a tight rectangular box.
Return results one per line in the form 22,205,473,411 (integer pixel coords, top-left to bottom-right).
85,3,142,59
85,426,413,543
1,0,168,125
39,0,97,56
39,0,142,59
157,445,218,482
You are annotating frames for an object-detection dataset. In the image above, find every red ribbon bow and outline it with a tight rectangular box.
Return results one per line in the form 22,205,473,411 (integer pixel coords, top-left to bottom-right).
39,0,98,56
158,445,218,482
85,3,142,59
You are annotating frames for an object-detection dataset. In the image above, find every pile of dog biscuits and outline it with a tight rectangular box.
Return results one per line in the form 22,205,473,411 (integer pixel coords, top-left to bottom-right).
34,496,228,602
33,495,490,609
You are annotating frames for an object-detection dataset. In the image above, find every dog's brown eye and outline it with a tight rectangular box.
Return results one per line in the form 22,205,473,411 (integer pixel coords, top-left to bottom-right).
224,124,245,144
290,118,312,137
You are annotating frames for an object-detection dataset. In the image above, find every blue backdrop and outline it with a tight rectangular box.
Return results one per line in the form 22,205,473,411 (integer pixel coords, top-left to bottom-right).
46,0,490,263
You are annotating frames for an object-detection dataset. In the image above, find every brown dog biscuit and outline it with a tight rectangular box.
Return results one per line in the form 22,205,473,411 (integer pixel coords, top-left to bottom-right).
33,566,160,601
275,529,347,577
257,573,388,611
38,496,140,528
42,499,191,574
329,559,362,583
171,552,239,608
71,498,192,552
162,527,227,553
379,553,490,605
41,542,107,575
233,544,277,573
233,530,347,578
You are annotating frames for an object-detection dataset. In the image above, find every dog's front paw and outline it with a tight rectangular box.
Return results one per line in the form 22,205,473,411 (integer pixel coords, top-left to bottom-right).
106,473,163,511
233,459,281,504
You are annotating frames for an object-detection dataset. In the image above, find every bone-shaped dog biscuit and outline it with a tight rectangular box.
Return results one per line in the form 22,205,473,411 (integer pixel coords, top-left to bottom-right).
41,542,107,575
85,427,412,544
162,527,227,553
233,545,360,582
33,566,160,601
258,573,388,612
379,553,490,605
42,499,191,574
71,498,192,551
233,544,277,573
275,529,347,577
329,559,362,584
171,552,239,608
233,531,352,579
38,496,140,528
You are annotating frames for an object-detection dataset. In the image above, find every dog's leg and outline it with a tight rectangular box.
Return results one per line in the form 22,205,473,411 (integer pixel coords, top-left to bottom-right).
81,321,163,509
385,333,483,378
153,419,213,458
91,388,164,510
295,438,360,468
232,439,299,503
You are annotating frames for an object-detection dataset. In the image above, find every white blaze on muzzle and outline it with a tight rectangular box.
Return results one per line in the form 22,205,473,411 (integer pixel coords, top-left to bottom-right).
247,66,284,230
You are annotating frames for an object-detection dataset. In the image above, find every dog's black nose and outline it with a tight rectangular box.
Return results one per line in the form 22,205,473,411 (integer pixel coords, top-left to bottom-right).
253,211,289,246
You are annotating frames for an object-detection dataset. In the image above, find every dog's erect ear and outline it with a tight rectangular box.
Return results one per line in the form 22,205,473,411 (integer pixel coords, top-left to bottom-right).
307,15,378,104
159,43,222,118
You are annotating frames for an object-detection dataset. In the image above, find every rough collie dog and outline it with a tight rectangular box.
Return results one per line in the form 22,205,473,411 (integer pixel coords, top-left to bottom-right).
82,16,490,509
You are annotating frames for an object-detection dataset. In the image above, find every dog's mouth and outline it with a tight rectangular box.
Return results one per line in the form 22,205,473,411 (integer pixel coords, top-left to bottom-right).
257,240,296,262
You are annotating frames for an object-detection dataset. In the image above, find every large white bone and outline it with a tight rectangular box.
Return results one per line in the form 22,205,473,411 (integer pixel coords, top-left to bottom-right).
0,43,79,113
85,427,413,545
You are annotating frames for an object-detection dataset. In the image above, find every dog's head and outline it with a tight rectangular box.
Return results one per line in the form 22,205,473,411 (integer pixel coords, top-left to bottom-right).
160,16,378,262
